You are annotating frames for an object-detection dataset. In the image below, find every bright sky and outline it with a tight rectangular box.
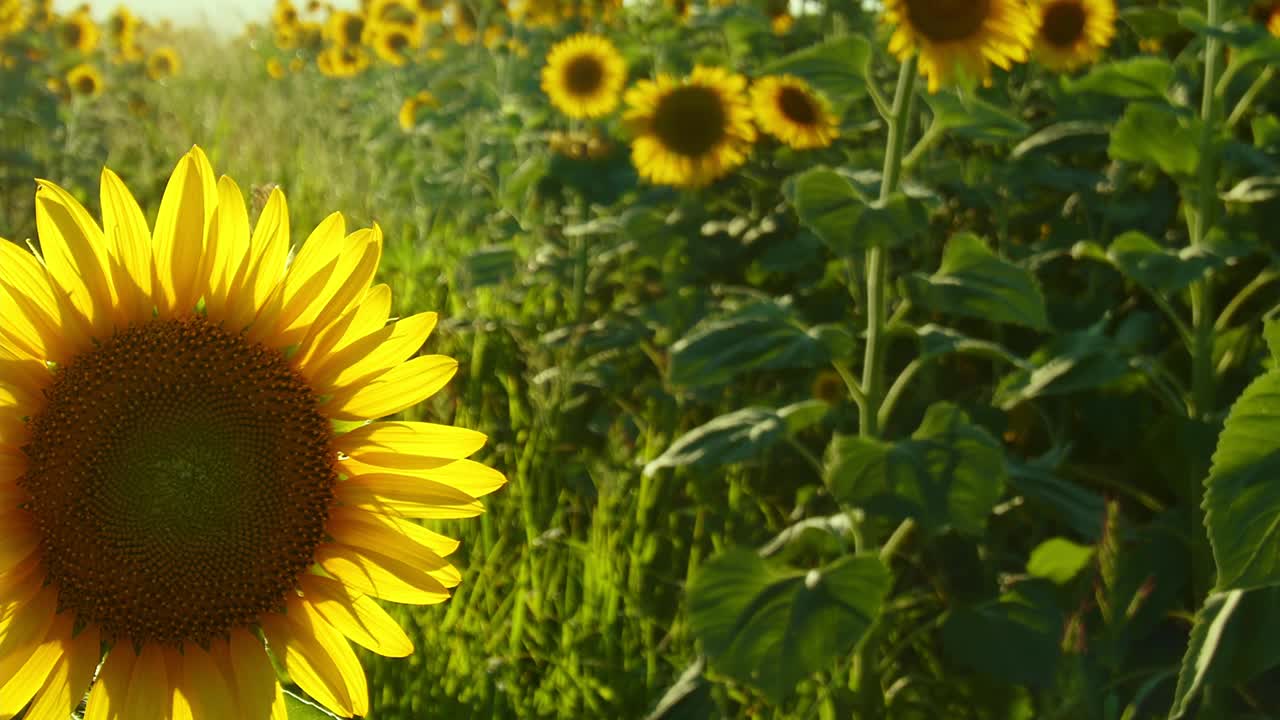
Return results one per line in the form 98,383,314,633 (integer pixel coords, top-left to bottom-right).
55,0,357,33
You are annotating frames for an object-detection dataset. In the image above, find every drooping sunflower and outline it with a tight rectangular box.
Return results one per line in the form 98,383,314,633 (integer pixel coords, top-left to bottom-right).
146,47,181,80
65,63,103,97
59,11,100,53
324,9,367,46
1032,0,1115,71
883,0,1036,92
541,34,627,119
399,89,439,130
0,147,504,719
623,65,757,188
750,74,839,150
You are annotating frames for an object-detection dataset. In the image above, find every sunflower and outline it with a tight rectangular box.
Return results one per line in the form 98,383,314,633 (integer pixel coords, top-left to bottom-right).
399,89,439,130
59,11,100,54
750,74,838,150
146,47,181,80
325,10,367,46
274,0,301,29
267,56,288,78
0,147,504,719
1031,0,1115,71
65,63,103,97
414,0,446,22
1251,1,1280,36
369,20,422,65
0,0,29,38
883,0,1036,92
812,369,845,405
623,65,756,188
318,43,371,77
541,34,627,119
765,0,793,33
107,5,139,44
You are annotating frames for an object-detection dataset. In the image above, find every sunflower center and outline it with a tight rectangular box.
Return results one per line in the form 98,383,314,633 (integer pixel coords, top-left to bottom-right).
652,85,727,158
386,31,409,51
74,74,97,94
903,0,991,43
563,54,604,96
62,23,82,46
343,17,365,44
777,86,819,126
20,316,337,647
1041,1,1086,47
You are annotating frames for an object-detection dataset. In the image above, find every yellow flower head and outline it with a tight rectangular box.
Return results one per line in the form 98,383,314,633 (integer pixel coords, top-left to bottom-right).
146,47,181,80
750,74,839,150
266,56,288,78
324,9,367,46
0,147,504,719
273,0,302,29
66,62,103,97
765,0,793,33
1032,0,1116,71
1250,1,1280,36
59,11,100,53
541,33,627,119
883,0,1037,92
399,89,439,130
107,5,138,42
623,65,757,188
0,0,30,38
318,43,371,77
369,20,423,65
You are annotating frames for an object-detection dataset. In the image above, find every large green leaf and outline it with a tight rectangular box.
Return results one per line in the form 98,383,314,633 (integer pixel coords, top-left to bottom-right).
760,35,870,107
1027,538,1095,585
688,550,891,703
1204,368,1280,591
1109,104,1200,177
1065,57,1175,100
669,300,831,387
994,325,1133,409
941,581,1064,687
644,407,785,476
900,233,1050,331
1171,586,1280,717
1107,231,1216,293
785,168,925,256
824,403,1007,536
923,92,1028,141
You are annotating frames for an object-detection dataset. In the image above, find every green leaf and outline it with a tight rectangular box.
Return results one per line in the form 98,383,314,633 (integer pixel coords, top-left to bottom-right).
779,400,831,435
941,581,1064,687
1065,57,1175,100
1109,104,1200,176
644,407,785,476
669,300,830,387
1011,121,1109,159
900,233,1050,331
284,690,344,719
460,244,517,288
1170,586,1280,718
760,35,870,107
1220,176,1280,204
1120,6,1183,37
645,658,719,720
994,325,1134,409
1204,368,1280,591
688,550,891,703
916,324,1031,369
1265,318,1280,364
1168,590,1245,719
825,403,1007,536
1007,459,1106,540
785,168,925,255
1107,231,1215,293
1027,538,1095,584
923,92,1028,141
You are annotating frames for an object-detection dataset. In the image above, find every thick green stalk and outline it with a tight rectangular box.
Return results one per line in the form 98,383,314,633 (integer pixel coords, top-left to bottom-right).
860,56,917,439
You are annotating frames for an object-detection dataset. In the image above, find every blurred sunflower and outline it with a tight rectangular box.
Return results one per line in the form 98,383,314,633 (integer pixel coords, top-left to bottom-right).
414,0,446,22
541,34,627,119
399,89,439,130
623,65,756,188
0,0,30,38
0,147,504,719
765,0,793,33
1032,0,1115,70
325,9,367,46
370,21,422,65
812,369,845,405
274,0,301,28
107,5,138,44
883,0,1036,92
447,1,479,43
318,43,371,77
65,63,103,97
146,47,181,80
751,75,838,149
1250,1,1280,35
266,56,287,78
59,11,100,54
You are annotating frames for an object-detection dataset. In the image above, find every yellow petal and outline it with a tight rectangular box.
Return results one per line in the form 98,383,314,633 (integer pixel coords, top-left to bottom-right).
261,597,368,718
0,604,69,716
0,240,86,362
225,187,290,332
204,176,251,317
291,227,383,351
249,212,346,344
84,646,134,720
328,505,459,563
337,473,485,519
34,180,114,336
99,167,153,322
306,311,437,394
223,629,279,720
336,421,487,464
24,621,100,720
300,574,414,657
151,148,216,314
178,641,235,720
0,511,40,576
315,543,452,605
293,283,392,369
325,354,458,420
339,457,507,498
122,644,168,720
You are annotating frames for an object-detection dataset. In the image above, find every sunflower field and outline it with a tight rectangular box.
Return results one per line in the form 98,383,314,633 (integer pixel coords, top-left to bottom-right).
0,0,1279,716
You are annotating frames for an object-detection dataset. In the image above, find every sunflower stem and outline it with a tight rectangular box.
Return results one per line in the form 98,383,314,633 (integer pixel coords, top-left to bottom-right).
860,56,916,440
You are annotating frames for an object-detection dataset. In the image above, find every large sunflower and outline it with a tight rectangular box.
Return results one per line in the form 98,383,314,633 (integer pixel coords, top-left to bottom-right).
541,34,627,119
623,66,756,188
883,0,1036,92
0,148,504,718
1032,0,1115,70
750,74,839,150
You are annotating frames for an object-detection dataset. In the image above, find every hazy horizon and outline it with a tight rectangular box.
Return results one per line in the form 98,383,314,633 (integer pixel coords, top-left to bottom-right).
55,0,359,33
